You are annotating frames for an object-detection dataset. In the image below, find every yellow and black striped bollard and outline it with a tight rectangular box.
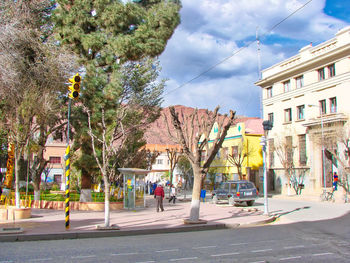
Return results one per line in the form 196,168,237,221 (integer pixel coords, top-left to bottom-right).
65,146,70,230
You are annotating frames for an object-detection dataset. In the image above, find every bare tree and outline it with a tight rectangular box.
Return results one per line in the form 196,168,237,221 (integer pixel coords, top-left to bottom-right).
321,124,350,201
165,106,235,222
0,1,75,205
227,138,255,180
274,136,296,194
166,147,182,196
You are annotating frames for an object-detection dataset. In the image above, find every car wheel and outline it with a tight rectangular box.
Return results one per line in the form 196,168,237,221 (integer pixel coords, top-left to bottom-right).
246,200,255,206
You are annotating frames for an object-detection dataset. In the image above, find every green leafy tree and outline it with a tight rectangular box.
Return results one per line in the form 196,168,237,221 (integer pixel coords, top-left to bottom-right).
54,0,181,226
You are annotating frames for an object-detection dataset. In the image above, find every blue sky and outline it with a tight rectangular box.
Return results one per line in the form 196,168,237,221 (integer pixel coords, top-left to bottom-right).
159,0,350,117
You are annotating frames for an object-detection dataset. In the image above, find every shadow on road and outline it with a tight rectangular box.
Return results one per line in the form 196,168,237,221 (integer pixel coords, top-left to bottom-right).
269,206,311,218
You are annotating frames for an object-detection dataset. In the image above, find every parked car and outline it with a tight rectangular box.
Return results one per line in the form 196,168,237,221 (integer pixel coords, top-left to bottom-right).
211,180,258,206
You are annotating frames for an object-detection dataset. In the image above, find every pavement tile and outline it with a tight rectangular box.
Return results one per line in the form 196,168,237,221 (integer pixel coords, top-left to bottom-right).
0,195,274,242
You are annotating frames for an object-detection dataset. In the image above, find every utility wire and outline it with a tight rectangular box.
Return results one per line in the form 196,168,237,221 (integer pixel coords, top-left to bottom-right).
163,0,313,97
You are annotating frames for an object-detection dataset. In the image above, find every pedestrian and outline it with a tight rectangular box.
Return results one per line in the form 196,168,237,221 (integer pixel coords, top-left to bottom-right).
169,184,176,204
333,172,338,191
154,184,164,212
152,182,157,195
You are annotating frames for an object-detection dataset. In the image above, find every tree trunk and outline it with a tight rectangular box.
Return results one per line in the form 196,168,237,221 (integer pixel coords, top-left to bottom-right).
80,169,92,202
15,147,21,208
104,180,110,227
34,190,40,201
189,165,201,221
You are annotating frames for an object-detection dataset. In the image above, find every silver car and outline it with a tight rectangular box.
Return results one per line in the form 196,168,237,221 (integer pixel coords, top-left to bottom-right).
212,180,258,206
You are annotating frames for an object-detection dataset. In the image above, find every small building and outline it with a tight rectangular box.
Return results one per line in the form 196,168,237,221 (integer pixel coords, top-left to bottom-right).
206,118,264,190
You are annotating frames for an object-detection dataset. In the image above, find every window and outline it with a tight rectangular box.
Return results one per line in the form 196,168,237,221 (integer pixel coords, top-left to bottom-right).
298,135,307,166
49,157,61,164
283,80,291,92
295,75,304,89
267,87,273,98
157,159,163,165
284,108,292,122
297,105,305,120
328,63,335,78
268,113,274,126
231,146,238,157
330,97,337,113
319,99,326,115
318,68,325,81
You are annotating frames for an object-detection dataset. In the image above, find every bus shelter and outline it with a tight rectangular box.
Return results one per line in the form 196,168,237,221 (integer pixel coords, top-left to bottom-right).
118,168,149,209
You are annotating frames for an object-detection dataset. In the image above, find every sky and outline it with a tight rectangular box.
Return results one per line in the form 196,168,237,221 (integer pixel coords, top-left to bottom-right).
158,0,350,117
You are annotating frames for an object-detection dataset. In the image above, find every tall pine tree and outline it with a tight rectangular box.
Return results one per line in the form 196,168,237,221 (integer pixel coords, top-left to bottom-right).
53,0,181,212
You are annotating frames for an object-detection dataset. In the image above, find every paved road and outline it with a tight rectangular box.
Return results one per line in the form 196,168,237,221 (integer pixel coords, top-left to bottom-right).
1,198,349,263
252,197,350,224
1,220,349,263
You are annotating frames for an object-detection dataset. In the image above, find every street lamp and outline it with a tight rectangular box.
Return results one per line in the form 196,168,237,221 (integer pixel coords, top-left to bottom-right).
308,104,326,194
261,120,273,215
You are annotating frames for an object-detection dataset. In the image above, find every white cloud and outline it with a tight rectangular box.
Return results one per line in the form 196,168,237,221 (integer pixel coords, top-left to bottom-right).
160,0,349,116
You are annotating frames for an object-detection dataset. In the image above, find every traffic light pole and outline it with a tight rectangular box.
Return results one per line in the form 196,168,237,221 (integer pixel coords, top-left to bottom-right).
65,99,72,230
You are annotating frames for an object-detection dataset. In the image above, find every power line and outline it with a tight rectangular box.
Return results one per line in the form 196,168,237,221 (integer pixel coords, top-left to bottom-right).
163,0,314,97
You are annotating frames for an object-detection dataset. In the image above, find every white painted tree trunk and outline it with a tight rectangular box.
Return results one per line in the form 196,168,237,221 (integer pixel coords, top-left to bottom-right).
34,190,40,201
104,182,110,227
189,167,201,221
15,150,20,208
80,189,92,202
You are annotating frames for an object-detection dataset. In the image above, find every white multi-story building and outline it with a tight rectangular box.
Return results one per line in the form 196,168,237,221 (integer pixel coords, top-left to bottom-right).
256,26,350,196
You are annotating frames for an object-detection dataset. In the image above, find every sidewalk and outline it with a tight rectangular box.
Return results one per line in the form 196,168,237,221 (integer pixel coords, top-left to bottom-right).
0,195,275,242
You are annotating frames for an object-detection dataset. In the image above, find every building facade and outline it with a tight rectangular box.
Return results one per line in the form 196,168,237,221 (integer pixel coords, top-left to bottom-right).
255,26,350,196
207,118,264,190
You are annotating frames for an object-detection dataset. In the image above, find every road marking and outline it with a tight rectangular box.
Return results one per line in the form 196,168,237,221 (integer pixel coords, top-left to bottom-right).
71,255,96,259
279,256,302,261
284,245,305,249
111,252,139,256
230,242,248,246
29,259,53,262
251,249,273,253
155,249,179,253
169,257,198,261
192,245,217,249
312,252,334,256
135,261,155,263
211,252,240,257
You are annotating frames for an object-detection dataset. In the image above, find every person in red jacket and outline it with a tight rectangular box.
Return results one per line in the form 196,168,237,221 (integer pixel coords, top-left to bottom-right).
154,184,165,212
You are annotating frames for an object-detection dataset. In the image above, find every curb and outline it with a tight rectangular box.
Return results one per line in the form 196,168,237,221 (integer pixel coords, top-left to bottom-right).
0,223,226,242
0,216,276,242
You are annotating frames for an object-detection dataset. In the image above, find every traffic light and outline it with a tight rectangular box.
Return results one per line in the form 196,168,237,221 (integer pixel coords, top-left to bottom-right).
68,73,81,99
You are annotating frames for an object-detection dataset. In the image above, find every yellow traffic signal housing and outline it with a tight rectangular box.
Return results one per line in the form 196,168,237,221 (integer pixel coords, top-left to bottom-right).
68,73,81,99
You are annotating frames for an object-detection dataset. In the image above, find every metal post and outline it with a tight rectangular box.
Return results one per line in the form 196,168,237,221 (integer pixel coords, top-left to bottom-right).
262,136,269,215
320,112,326,191
261,120,273,216
65,99,72,230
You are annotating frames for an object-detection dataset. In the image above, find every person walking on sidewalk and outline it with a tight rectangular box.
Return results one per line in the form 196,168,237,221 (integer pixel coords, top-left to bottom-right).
154,184,164,212
169,184,176,204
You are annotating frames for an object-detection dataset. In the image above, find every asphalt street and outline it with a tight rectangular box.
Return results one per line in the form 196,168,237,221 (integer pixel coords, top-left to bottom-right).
1,198,349,263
